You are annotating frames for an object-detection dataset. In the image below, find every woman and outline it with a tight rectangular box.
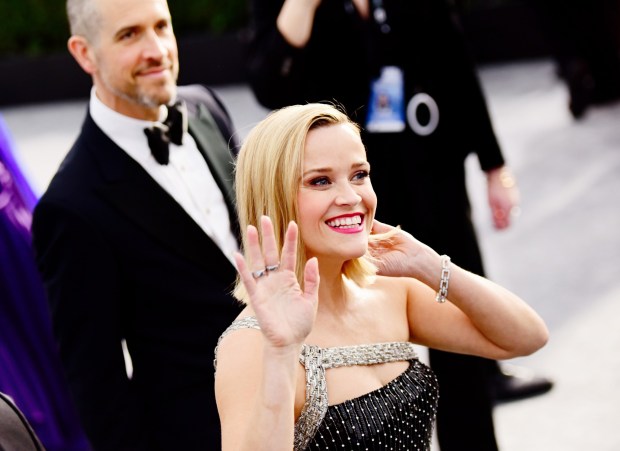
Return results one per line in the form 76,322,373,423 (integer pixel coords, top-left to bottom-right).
214,103,548,450
247,3,553,449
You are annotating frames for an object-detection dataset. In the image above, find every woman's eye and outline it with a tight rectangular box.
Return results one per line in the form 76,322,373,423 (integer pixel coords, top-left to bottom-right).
352,170,369,181
309,177,330,186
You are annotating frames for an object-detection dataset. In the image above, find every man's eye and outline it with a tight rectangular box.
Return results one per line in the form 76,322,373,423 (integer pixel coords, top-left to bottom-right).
120,30,136,40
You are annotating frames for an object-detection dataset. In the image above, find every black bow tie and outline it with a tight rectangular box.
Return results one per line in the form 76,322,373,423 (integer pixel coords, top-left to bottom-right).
144,101,186,165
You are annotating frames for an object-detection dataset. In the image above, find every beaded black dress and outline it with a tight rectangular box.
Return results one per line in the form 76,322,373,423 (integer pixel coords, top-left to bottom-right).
216,317,439,451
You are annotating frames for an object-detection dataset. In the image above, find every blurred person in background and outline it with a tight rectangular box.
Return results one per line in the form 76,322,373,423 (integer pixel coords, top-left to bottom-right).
526,0,620,119
1,114,90,450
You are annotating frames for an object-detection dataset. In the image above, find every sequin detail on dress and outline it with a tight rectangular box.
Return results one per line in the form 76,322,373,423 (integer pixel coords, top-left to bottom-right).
215,316,439,450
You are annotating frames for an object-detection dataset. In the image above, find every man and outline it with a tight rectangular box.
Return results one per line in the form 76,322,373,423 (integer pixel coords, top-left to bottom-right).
32,0,242,449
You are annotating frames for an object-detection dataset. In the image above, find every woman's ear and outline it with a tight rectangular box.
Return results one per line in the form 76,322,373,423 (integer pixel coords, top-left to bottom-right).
67,36,97,75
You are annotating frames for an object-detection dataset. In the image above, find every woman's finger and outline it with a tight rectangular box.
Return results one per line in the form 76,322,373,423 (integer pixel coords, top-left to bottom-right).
259,216,281,270
371,219,393,234
303,257,320,301
234,251,257,299
245,224,266,276
280,221,298,272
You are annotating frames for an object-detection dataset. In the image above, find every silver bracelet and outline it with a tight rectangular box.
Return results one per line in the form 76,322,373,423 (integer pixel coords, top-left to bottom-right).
435,255,451,303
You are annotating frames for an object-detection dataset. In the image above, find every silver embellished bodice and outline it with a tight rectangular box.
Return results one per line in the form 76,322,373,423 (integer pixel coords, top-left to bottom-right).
215,316,439,451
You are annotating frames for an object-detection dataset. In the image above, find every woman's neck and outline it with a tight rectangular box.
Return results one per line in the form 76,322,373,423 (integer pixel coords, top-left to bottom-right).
316,264,365,315
314,258,348,306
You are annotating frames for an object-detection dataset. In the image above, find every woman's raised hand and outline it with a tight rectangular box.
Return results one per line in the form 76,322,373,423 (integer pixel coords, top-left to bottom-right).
234,216,319,350
369,219,438,278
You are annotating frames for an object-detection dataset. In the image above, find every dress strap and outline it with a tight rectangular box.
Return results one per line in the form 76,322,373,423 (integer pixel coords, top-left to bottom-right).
294,342,418,450
213,316,260,371
312,341,419,368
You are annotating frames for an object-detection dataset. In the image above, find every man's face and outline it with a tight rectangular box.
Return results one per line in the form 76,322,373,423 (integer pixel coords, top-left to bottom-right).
89,0,179,119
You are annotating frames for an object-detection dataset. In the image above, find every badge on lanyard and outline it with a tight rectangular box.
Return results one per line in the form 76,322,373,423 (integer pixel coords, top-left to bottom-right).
365,66,406,133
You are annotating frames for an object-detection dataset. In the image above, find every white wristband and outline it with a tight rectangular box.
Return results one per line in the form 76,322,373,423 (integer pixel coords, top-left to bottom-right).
435,255,451,303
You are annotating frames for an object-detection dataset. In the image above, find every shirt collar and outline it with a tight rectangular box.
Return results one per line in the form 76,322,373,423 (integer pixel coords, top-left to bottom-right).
89,88,173,163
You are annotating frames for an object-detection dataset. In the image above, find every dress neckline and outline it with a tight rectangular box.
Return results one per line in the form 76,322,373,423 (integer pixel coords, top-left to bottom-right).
214,315,427,451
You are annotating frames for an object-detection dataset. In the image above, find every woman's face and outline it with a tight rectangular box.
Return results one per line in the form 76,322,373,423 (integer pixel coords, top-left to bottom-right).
297,123,377,262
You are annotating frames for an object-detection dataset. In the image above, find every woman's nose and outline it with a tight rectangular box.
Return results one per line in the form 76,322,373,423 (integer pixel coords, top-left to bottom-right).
335,183,362,206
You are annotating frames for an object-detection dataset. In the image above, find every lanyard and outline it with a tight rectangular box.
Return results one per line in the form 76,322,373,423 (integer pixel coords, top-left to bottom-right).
344,0,391,33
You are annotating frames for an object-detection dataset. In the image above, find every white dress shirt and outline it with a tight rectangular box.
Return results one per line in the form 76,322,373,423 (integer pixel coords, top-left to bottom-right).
89,90,238,265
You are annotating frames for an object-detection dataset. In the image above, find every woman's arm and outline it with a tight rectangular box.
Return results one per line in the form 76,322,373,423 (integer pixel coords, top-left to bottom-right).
215,329,302,451
370,220,548,360
216,217,319,450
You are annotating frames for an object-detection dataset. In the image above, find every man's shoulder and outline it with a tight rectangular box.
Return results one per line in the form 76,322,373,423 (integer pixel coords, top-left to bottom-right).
36,159,97,218
37,119,107,208
177,84,237,150
177,84,217,102
177,84,229,120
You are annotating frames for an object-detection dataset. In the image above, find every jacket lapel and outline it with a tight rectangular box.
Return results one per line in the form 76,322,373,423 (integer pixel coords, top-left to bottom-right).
84,115,234,273
188,103,239,237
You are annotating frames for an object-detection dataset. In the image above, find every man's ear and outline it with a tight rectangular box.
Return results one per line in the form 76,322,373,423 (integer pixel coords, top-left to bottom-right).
67,36,97,74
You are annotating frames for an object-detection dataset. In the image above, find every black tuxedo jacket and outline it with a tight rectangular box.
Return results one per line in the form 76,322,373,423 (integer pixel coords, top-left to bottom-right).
32,85,243,450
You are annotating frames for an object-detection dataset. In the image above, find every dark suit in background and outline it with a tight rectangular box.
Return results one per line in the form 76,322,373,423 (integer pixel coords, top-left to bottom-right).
32,85,242,450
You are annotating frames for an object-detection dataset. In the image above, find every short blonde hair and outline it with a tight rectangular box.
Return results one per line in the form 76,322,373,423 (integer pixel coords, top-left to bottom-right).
233,103,381,302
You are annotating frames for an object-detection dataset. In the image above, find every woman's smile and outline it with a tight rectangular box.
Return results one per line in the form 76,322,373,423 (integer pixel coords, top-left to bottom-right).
325,213,365,234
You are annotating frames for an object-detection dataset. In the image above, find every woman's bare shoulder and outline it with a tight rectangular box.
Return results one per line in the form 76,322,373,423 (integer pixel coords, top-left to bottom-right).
215,307,261,369
371,274,428,295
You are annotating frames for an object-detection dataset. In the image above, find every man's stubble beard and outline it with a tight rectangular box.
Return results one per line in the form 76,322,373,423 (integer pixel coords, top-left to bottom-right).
99,63,179,109
119,77,177,108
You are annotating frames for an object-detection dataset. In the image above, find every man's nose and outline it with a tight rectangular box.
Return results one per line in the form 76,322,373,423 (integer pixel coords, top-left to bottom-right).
142,30,168,59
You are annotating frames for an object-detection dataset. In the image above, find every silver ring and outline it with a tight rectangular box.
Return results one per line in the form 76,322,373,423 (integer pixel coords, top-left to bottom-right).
265,263,280,272
251,268,266,279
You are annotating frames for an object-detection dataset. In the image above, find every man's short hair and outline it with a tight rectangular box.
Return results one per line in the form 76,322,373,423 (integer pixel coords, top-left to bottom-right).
66,0,102,43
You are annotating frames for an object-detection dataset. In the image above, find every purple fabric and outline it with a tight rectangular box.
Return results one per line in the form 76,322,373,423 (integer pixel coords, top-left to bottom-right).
0,114,91,450
0,116,37,213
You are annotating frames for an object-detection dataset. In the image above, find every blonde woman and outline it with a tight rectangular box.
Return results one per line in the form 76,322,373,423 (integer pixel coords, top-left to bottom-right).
214,103,548,451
